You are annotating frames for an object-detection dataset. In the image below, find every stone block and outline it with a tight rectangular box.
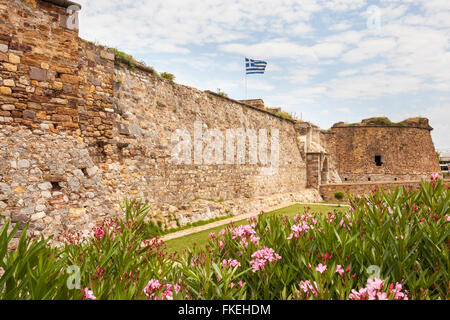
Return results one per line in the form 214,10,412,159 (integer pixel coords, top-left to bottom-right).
52,114,72,122
29,67,47,81
0,87,12,95
23,109,36,120
42,174,65,182
3,79,15,87
18,159,30,169
3,63,17,72
0,182,11,195
1,104,15,111
100,51,115,61
31,212,46,221
38,182,52,191
9,53,20,64
60,74,80,84
86,166,99,177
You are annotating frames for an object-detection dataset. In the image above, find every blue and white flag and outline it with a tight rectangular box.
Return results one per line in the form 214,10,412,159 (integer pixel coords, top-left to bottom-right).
245,57,267,74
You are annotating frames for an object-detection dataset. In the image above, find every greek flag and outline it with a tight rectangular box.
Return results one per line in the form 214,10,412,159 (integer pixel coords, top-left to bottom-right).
245,57,267,74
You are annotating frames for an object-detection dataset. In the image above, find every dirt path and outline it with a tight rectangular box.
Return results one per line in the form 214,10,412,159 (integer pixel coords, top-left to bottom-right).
161,202,349,241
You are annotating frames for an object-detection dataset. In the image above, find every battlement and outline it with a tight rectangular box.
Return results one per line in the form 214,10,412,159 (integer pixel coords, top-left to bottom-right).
332,117,433,130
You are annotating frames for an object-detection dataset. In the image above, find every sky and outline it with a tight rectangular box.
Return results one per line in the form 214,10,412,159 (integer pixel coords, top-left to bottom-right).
76,0,450,151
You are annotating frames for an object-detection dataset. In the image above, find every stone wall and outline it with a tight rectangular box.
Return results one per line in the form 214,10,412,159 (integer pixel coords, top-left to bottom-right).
0,0,442,241
0,0,323,240
0,0,81,131
322,118,441,183
112,65,309,205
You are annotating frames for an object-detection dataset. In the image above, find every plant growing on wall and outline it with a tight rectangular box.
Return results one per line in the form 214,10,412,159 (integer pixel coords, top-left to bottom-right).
216,88,228,98
160,72,175,82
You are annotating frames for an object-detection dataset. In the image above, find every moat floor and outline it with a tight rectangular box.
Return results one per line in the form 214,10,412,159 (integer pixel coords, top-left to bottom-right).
163,203,349,252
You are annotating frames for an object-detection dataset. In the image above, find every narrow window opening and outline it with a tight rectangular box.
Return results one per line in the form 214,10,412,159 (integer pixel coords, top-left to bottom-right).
51,182,62,191
368,177,371,181
81,168,88,177
344,177,348,181
375,155,383,166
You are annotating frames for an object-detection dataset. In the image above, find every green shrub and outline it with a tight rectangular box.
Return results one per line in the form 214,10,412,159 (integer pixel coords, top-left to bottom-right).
1,180,448,300
160,72,175,82
113,48,136,70
216,88,228,98
334,191,345,201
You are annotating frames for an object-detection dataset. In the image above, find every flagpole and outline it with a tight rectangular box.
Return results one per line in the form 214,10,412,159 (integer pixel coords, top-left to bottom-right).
245,71,247,100
244,57,247,99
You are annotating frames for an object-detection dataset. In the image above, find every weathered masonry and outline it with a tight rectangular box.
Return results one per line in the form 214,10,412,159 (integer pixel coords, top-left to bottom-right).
319,117,441,201
321,117,441,183
0,0,441,240
0,0,331,239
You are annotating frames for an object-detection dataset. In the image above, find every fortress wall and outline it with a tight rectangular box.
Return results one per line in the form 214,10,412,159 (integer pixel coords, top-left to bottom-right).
0,0,320,240
111,65,309,205
0,0,80,130
323,125,441,183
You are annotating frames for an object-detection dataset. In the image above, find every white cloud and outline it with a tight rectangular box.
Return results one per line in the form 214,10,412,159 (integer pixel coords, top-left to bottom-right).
246,80,275,91
337,107,351,113
326,73,423,99
341,37,397,63
329,22,353,31
273,67,321,84
393,102,450,150
77,0,323,53
323,0,367,12
220,39,346,60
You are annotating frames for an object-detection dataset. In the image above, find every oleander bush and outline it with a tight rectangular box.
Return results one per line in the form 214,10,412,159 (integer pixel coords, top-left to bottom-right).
0,179,448,300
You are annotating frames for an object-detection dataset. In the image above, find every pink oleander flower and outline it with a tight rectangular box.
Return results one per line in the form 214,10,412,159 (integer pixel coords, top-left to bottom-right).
209,232,215,238
287,221,313,239
315,263,327,274
218,240,224,250
144,280,182,300
82,287,96,300
249,234,260,245
231,225,256,239
238,281,244,287
93,227,105,240
446,214,450,222
222,259,241,268
349,278,408,300
430,173,439,181
377,292,388,300
219,229,226,236
144,279,162,293
336,264,344,276
298,280,319,299
228,259,241,267
250,247,281,272
230,282,235,288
